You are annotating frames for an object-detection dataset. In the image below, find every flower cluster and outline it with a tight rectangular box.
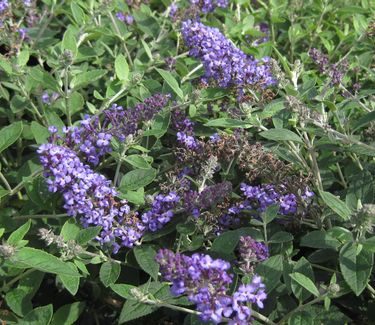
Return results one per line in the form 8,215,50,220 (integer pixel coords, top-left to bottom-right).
142,192,180,231
240,183,299,215
181,20,275,90
172,110,200,150
197,181,232,210
47,93,169,166
190,0,229,13
169,2,179,21
58,116,112,166
308,48,348,85
104,93,170,141
0,0,8,14
41,91,59,104
116,12,134,25
238,236,269,273
38,143,145,252
156,249,267,324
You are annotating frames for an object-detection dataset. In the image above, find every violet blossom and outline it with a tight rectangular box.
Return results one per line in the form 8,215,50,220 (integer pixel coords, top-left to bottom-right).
38,143,145,252
181,20,275,90
156,249,267,324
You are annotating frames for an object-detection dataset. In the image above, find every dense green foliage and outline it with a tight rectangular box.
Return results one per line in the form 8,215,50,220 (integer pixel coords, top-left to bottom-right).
0,0,374,324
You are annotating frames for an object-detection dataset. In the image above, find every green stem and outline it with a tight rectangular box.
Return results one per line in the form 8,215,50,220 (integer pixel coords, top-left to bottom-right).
108,11,133,66
1,268,36,293
0,172,12,192
17,81,45,123
113,146,127,187
64,67,72,126
252,310,277,325
10,170,43,196
181,64,203,83
14,213,68,220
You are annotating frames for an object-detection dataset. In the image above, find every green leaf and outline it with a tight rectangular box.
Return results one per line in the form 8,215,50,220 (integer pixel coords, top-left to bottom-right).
58,263,80,295
0,121,23,154
70,3,86,25
269,231,294,243
133,246,159,281
30,122,49,144
68,91,84,115
18,50,30,66
345,170,373,211
255,255,283,293
339,242,373,296
290,272,320,297
300,230,340,249
327,227,353,244
12,247,81,277
212,228,263,257
291,257,315,301
143,111,171,138
19,304,53,325
155,68,183,99
61,218,80,241
118,188,145,205
262,204,279,224
260,128,303,143
0,57,13,74
353,111,375,131
71,69,107,89
141,39,153,61
115,54,130,81
119,282,170,323
45,111,65,130
7,220,31,245
51,302,85,325
176,222,196,235
363,236,375,253
110,283,136,299
30,67,60,92
124,155,151,169
75,226,102,245
204,118,251,128
288,311,314,325
320,191,351,220
99,261,121,287
5,271,44,316
62,28,77,57
120,168,157,191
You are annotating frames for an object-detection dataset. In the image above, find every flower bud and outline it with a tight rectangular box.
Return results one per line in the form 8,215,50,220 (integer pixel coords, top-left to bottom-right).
328,283,340,295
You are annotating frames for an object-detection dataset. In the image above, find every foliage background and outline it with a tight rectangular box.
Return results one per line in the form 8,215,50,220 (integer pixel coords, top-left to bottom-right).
0,0,374,324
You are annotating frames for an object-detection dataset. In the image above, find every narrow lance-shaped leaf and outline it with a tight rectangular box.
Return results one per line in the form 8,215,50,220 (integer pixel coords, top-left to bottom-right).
320,191,352,220
155,68,183,99
0,121,23,154
290,272,320,297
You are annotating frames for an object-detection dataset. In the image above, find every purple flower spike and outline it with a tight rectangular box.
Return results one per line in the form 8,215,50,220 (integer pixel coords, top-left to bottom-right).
38,144,145,251
181,20,275,90
156,249,267,324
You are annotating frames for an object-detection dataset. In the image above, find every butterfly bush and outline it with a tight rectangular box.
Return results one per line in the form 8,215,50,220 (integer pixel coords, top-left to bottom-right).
141,192,180,231
238,236,269,274
37,94,173,253
181,20,275,89
190,0,229,13
103,93,170,141
53,93,169,165
0,0,8,13
240,183,314,215
156,249,267,324
37,142,145,252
